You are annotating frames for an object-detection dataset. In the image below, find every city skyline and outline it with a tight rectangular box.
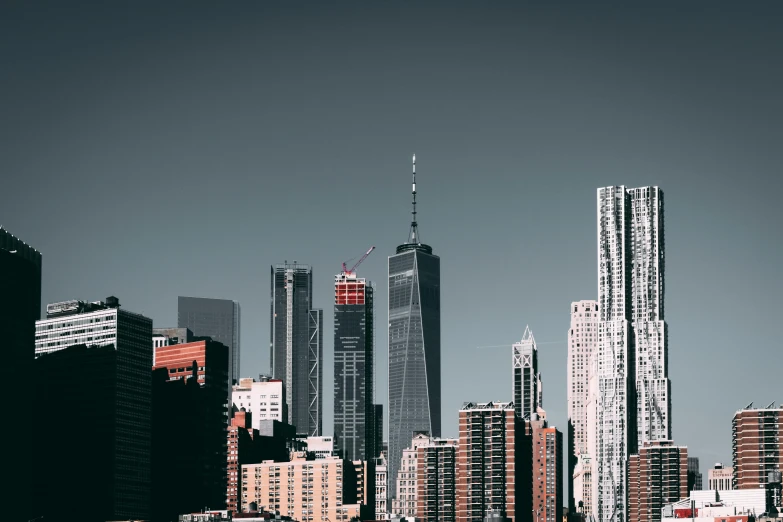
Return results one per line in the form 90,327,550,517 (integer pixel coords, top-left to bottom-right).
3,0,782,482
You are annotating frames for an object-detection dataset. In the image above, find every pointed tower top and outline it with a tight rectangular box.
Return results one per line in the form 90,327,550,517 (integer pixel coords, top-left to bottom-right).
408,153,419,244
522,325,535,345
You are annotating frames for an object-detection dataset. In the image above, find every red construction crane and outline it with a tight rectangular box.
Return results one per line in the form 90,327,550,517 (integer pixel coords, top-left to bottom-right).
342,246,375,275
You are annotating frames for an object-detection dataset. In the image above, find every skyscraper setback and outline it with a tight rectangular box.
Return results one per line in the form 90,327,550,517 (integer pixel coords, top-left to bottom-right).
388,155,442,503
333,267,375,461
594,186,671,522
270,263,323,436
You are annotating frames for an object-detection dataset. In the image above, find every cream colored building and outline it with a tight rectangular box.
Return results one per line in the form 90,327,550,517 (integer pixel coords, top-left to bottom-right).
241,454,366,522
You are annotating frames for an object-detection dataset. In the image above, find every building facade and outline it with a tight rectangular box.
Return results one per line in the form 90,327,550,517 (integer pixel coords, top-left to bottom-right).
513,325,540,421
573,454,593,516
708,464,734,491
241,455,367,522
416,438,458,522
595,186,671,522
732,403,782,490
152,326,193,352
334,271,375,461
567,300,599,513
457,402,530,522
270,263,323,436
0,227,41,522
178,296,241,390
34,297,153,522
388,156,442,503
531,421,564,522
375,454,389,520
688,457,703,493
393,432,432,517
628,441,688,522
232,376,287,427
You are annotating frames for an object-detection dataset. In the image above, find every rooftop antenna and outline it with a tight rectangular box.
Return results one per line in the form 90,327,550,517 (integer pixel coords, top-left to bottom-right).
408,153,419,244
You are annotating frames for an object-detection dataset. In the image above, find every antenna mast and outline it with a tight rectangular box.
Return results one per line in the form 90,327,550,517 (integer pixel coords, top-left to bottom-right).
408,153,419,244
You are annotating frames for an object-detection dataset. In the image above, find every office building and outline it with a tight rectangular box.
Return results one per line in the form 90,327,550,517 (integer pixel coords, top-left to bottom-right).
33,296,153,522
531,419,564,522
628,441,688,522
178,296,241,392
388,155,442,501
567,300,599,513
305,436,335,459
241,454,368,522
152,339,230,515
334,269,375,461
513,325,541,421
375,453,389,520
270,263,323,436
457,402,531,522
232,376,287,427
732,403,782,490
0,227,41,522
688,457,703,493
153,326,193,351
595,186,671,522
416,438,458,522
393,432,432,517
708,464,734,491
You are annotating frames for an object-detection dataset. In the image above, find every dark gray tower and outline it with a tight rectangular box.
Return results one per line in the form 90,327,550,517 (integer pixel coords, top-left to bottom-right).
387,155,441,504
333,271,374,461
270,263,323,436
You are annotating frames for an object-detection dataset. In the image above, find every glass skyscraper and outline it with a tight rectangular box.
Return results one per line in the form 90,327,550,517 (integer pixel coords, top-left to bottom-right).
270,263,323,436
387,155,441,504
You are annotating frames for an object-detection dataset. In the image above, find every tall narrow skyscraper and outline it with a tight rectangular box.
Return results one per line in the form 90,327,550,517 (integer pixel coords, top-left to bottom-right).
388,155,441,505
333,266,375,461
178,296,241,391
594,186,671,522
512,325,540,420
270,263,323,436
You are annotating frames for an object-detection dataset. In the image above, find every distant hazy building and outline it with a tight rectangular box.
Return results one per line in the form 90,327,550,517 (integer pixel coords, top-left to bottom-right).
628,441,688,522
1,227,41,522
457,402,530,522
334,269,375,461
416,438,458,522
393,432,432,517
178,296,241,391
512,325,541,421
388,155,442,502
567,300,598,513
232,376,287,427
242,454,367,521
595,186,671,522
688,457,703,493
708,463,734,491
270,263,323,436
33,297,153,522
732,403,782,490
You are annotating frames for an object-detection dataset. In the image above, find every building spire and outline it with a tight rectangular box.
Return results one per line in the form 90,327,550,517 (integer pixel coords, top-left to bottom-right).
408,153,419,244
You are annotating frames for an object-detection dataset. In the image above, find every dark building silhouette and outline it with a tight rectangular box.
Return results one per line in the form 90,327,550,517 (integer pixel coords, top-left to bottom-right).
0,227,41,522
375,404,384,459
152,339,229,520
270,263,323,436
334,271,374,461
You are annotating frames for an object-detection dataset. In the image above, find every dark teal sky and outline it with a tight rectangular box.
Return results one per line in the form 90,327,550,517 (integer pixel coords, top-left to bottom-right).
3,1,782,476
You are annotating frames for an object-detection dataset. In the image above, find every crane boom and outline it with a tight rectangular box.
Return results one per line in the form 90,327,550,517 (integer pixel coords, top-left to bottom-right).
342,246,375,275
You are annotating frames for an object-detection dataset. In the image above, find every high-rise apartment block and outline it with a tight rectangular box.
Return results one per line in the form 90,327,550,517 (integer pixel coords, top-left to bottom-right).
241,454,368,522
393,432,432,517
567,300,599,512
513,325,541,421
232,376,287,427
457,402,530,522
334,270,375,461
388,155,442,501
416,437,459,522
628,441,688,522
707,463,734,491
178,296,241,390
732,403,782,490
594,186,671,522
34,297,153,522
0,227,41,522
270,263,323,436
531,419,564,522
